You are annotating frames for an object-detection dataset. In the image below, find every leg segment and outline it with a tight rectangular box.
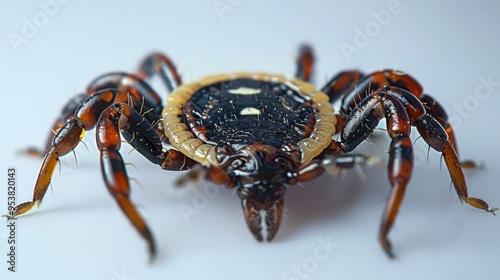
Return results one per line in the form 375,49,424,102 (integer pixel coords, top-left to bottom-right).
22,93,87,157
175,165,232,187
321,70,365,105
87,72,163,116
138,52,182,93
9,118,85,217
420,94,460,154
416,114,497,213
294,154,373,183
379,134,413,258
420,94,478,167
322,69,423,116
86,72,169,146
96,103,164,260
96,102,196,259
295,45,314,82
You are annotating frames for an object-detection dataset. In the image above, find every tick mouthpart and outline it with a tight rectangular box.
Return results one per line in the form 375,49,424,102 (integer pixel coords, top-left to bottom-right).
238,186,286,242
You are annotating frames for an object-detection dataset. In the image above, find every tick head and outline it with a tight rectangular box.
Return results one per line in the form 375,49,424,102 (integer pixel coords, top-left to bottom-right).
219,144,300,241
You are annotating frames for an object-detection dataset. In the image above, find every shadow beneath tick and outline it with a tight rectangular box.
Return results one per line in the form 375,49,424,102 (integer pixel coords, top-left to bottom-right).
274,171,369,241
154,152,389,244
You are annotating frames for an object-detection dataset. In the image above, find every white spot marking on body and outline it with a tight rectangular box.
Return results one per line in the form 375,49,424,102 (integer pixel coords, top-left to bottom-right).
228,87,261,95
240,107,261,115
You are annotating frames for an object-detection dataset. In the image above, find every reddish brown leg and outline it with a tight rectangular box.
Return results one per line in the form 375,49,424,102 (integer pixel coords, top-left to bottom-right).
420,94,458,151
321,71,365,105
87,72,163,114
335,88,415,257
294,154,372,183
95,101,197,260
295,45,315,82
87,71,172,146
6,118,85,217
175,165,232,187
420,94,477,167
416,114,497,214
96,104,160,260
22,93,87,157
94,102,196,260
330,69,423,116
138,52,182,93
379,134,413,258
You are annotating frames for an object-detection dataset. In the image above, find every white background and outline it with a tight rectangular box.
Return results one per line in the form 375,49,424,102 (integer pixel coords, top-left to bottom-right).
1,1,499,279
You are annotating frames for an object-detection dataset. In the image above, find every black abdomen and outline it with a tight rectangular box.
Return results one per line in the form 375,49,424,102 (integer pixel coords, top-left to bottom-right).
184,78,315,151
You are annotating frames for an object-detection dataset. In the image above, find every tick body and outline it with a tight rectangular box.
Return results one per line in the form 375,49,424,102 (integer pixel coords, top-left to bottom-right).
6,46,497,260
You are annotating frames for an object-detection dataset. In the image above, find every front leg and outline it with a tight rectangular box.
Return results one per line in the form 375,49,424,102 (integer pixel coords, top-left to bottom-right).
5,118,85,217
96,103,196,260
294,154,372,183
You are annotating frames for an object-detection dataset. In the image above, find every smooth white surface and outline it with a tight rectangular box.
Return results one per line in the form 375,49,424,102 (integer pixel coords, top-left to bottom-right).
1,1,499,279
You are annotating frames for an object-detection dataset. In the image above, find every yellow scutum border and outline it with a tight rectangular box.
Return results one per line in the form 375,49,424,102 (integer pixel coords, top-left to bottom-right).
162,72,336,167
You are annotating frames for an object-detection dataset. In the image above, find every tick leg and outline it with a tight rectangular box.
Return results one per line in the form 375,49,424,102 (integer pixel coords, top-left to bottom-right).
138,52,182,93
7,118,85,217
97,102,197,259
295,45,315,82
333,88,415,257
420,94,459,150
87,72,163,116
174,164,229,185
321,71,365,105
294,154,373,183
416,114,498,214
329,69,423,116
7,89,149,218
97,103,160,259
379,134,413,258
86,72,171,145
420,94,477,169
22,93,87,157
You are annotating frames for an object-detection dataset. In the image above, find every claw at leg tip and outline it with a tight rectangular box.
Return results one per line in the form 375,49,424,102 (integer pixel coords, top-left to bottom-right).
147,248,157,265
254,233,263,242
1,214,16,220
489,207,499,216
379,236,396,259
385,248,396,259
